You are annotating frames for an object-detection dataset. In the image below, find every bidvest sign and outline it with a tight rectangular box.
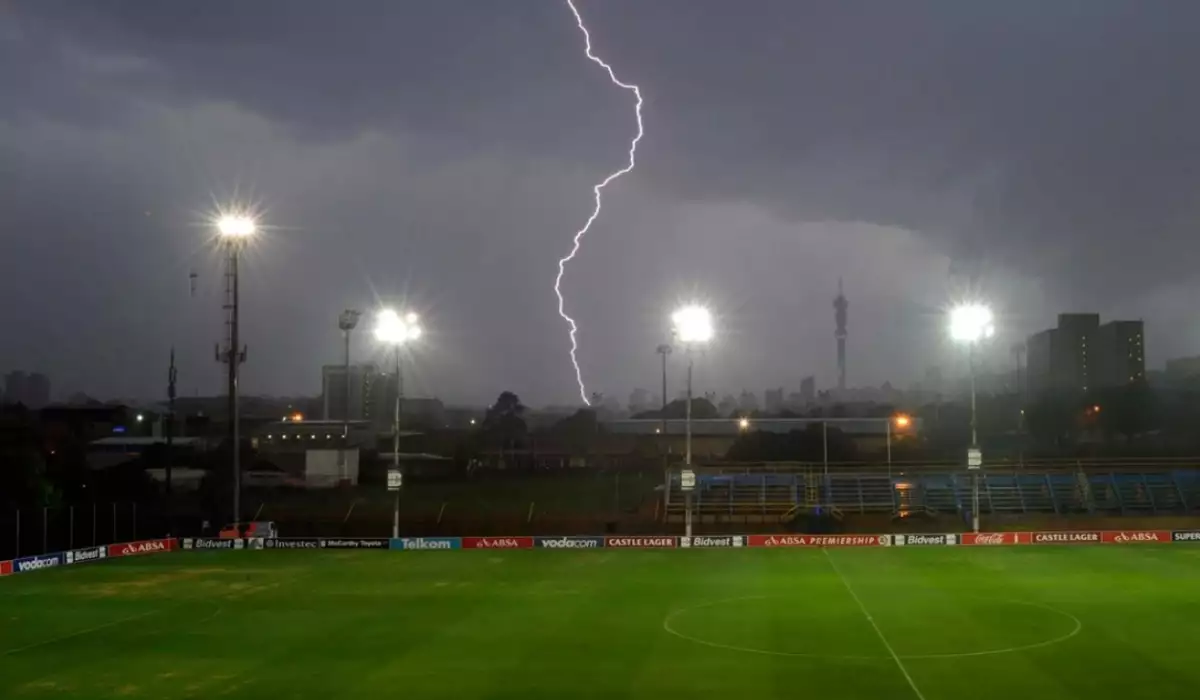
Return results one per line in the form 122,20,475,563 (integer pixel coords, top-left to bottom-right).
462,537,534,550
534,537,604,549
893,534,958,546
65,546,107,564
680,536,744,548
14,553,64,573
108,538,175,557
391,537,461,550
182,538,243,550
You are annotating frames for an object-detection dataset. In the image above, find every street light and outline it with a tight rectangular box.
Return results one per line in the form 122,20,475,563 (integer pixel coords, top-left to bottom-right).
215,212,256,528
671,304,713,539
949,302,994,534
375,308,422,539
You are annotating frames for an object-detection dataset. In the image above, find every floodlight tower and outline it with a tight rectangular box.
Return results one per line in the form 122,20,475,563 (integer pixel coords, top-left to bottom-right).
949,302,995,533
656,344,672,435
834,278,848,393
375,308,422,538
337,309,361,484
671,304,713,538
214,214,256,527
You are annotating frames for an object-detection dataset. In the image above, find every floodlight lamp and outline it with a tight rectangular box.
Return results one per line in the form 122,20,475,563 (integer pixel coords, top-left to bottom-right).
217,215,257,238
738,417,750,430
671,305,714,344
375,308,421,346
949,304,995,344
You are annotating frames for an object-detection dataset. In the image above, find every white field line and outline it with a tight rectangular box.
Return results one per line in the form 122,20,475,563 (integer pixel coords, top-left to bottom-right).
823,548,927,700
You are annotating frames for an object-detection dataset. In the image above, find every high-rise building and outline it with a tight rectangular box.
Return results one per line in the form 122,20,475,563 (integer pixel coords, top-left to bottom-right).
1093,320,1145,387
764,388,784,414
1027,313,1144,395
321,364,378,422
833,279,848,392
800,376,816,405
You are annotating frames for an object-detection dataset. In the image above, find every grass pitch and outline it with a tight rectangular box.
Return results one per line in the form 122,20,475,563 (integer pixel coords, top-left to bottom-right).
3,546,1200,699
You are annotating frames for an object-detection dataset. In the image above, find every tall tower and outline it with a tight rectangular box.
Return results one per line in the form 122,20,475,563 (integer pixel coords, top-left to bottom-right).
834,278,848,393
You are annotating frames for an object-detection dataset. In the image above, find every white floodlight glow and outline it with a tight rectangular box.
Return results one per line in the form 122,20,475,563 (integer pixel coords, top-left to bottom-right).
671,305,714,344
375,308,422,346
949,304,995,344
217,214,257,238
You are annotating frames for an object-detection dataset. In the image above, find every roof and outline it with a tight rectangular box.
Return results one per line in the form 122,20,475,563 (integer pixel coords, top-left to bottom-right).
89,436,207,447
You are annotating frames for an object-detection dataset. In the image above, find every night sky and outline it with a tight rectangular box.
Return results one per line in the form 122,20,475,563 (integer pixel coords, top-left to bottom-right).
4,1,1199,406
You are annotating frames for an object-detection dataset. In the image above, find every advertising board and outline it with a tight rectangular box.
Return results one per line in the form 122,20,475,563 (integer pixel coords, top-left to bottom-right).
182,538,243,550
0,560,10,576
604,536,676,548
319,539,389,549
108,538,175,557
960,532,1027,546
264,538,321,549
893,534,958,546
747,534,885,547
13,553,64,573
1101,530,1170,544
1173,530,1200,542
534,537,604,549
65,546,107,564
391,537,461,550
462,537,534,550
680,536,744,548
1030,531,1100,544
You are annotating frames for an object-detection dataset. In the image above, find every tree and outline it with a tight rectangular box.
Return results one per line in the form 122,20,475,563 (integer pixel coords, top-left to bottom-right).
481,391,528,448
551,408,599,455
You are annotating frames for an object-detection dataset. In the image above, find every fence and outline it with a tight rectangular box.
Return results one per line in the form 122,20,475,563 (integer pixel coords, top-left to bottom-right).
0,503,167,561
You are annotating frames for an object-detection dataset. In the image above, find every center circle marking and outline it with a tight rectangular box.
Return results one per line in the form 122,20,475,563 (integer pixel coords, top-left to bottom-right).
662,594,1082,660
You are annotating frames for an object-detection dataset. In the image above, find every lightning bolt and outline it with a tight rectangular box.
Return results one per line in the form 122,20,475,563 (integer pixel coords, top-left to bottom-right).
556,0,644,406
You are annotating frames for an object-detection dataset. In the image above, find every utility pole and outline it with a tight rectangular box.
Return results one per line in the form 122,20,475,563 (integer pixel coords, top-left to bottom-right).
165,347,177,533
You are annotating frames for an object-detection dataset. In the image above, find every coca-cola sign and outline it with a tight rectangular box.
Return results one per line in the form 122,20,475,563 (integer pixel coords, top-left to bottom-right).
604,536,676,548
1032,531,1100,544
747,535,884,548
1102,530,1170,544
961,532,1020,546
462,537,534,550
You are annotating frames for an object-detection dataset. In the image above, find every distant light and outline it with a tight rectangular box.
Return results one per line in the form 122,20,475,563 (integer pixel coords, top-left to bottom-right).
267,435,273,439
738,417,750,430
112,426,126,433
671,305,714,344
291,412,304,422
949,304,995,344
469,418,477,425
1092,404,1101,413
894,414,912,429
217,214,256,238
655,427,661,434
136,414,144,422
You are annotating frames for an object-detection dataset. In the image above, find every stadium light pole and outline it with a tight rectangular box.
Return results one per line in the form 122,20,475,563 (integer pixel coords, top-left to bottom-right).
949,303,995,534
656,344,672,436
215,214,256,528
671,304,714,538
375,308,422,539
337,310,361,485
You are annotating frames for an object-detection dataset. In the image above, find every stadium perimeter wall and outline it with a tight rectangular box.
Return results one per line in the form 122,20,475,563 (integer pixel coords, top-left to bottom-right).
5,528,1200,579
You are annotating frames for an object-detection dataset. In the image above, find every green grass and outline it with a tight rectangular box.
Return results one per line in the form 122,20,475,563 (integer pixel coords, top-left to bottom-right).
3,546,1200,699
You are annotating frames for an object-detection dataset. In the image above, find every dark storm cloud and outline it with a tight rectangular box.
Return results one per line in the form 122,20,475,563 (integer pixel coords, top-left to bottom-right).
4,0,1200,403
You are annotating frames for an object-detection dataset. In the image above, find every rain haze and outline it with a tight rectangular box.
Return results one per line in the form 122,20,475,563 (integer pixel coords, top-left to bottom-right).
3,0,1199,406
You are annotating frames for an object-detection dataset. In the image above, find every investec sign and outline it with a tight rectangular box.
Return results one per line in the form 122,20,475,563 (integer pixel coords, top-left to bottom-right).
391,537,461,550
535,537,604,549
680,536,744,548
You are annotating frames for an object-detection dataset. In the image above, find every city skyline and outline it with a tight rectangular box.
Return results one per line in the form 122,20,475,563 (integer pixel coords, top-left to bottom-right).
5,1,1200,404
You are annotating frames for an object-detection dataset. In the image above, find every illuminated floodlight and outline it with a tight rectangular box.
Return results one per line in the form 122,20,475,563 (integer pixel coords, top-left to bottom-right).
894,414,912,429
375,309,422,346
738,417,750,431
671,305,714,344
217,214,257,239
948,304,995,344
